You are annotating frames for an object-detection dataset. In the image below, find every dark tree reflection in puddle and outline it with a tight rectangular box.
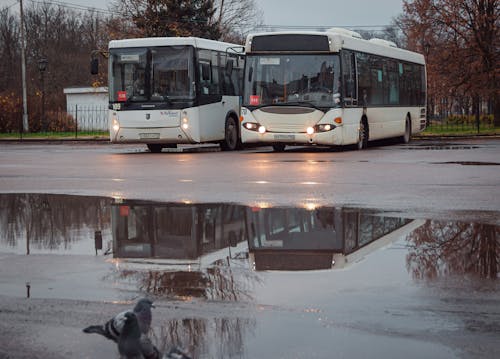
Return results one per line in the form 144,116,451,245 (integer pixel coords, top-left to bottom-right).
111,266,258,302
0,193,111,254
406,221,499,281
150,317,255,359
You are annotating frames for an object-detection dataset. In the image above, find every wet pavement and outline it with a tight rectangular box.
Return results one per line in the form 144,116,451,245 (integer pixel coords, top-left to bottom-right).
0,193,499,358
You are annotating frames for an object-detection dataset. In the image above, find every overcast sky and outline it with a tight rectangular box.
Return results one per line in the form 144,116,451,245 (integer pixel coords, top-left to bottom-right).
2,0,405,28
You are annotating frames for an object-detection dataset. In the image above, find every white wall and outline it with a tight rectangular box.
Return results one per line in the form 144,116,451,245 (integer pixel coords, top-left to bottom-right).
64,87,108,131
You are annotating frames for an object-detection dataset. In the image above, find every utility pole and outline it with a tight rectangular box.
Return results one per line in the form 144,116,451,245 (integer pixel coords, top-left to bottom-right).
20,0,29,133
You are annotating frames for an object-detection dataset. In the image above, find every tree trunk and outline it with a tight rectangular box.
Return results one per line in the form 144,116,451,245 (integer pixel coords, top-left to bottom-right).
494,93,500,127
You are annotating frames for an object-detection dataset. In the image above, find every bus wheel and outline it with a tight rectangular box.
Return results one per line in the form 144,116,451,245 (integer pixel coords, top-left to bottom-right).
147,144,163,153
401,116,412,144
357,120,368,150
272,144,286,152
221,117,240,151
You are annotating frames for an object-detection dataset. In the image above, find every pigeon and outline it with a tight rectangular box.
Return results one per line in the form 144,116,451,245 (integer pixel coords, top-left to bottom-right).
117,312,161,359
83,298,155,342
118,312,143,359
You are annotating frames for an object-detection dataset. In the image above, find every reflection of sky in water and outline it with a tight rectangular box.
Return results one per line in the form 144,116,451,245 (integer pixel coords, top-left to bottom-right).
0,227,112,255
0,193,112,255
0,194,499,358
1,193,498,301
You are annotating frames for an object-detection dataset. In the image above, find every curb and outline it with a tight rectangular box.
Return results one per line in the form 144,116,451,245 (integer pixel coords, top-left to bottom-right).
0,138,110,144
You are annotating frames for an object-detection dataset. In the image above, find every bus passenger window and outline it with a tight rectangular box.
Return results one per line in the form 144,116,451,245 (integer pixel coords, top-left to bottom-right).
341,51,357,104
200,62,211,94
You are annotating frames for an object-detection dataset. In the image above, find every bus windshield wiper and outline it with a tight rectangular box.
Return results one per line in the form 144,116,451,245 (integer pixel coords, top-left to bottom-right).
160,94,173,105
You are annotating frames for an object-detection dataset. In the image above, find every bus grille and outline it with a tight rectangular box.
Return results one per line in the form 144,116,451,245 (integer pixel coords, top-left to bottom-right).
267,123,305,133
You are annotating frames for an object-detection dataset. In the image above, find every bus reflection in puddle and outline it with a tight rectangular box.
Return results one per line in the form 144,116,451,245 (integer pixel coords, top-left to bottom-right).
110,198,416,300
0,193,497,300
111,198,413,271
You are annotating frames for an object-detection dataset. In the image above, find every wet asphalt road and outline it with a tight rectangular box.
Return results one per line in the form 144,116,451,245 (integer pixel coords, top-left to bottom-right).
0,138,499,220
0,138,499,359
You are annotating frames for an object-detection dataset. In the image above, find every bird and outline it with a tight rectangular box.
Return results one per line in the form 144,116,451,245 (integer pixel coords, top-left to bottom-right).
116,312,162,359
83,298,190,359
83,298,155,343
118,312,143,359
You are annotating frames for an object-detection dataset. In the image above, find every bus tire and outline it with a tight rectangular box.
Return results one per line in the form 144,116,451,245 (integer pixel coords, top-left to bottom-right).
357,119,368,150
221,116,241,151
147,144,163,153
272,144,286,152
401,115,412,144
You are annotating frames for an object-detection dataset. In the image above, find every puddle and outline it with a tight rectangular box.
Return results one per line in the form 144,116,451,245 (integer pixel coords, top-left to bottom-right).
432,161,500,166
1,193,499,358
1,193,498,297
403,143,480,150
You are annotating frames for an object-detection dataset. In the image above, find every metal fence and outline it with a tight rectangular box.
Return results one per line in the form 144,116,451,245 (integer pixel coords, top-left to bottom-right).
2,107,498,139
69,104,108,132
425,115,496,134
6,104,109,139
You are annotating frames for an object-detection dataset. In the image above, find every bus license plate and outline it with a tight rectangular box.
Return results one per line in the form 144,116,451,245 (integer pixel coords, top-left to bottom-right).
274,134,295,140
139,133,160,139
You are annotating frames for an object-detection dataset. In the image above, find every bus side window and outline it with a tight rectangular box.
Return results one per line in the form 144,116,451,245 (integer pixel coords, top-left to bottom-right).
225,58,236,95
211,52,221,95
341,50,357,105
356,52,370,106
200,61,211,95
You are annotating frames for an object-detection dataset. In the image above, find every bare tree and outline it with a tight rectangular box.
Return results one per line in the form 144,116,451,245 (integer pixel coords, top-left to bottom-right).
211,0,264,43
398,0,500,124
406,220,499,280
0,7,20,93
0,7,22,132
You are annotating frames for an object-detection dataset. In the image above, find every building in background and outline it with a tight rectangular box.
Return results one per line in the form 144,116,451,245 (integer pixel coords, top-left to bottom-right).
63,87,108,131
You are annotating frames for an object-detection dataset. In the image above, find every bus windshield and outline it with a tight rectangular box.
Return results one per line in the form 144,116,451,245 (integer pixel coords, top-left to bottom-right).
244,54,341,108
109,46,195,103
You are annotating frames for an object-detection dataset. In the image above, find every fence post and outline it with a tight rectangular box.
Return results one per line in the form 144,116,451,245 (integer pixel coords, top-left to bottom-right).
75,104,78,139
475,96,480,134
20,113,23,140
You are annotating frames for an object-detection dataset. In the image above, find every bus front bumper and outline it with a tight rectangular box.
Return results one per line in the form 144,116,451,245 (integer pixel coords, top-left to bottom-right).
110,126,195,144
241,127,343,147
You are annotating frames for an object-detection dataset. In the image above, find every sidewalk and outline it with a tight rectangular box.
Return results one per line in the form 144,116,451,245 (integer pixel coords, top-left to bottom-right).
1,133,499,143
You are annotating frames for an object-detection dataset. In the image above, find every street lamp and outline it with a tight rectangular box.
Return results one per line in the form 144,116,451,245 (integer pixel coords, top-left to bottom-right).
422,42,431,127
38,58,48,132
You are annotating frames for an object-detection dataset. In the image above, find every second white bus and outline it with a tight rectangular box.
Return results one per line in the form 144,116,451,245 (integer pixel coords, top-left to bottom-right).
105,37,244,152
240,29,427,151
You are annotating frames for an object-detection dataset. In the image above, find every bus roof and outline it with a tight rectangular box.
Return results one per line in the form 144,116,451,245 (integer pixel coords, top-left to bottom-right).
109,36,242,53
245,30,425,65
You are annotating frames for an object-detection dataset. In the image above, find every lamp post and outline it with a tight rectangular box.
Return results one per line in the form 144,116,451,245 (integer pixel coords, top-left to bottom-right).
38,58,48,132
423,42,431,127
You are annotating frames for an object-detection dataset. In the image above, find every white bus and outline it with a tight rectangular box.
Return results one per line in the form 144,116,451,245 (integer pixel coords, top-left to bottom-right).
240,29,427,151
102,37,244,152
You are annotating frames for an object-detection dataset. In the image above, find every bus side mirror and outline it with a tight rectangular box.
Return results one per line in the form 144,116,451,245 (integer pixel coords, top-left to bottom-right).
225,59,234,76
248,67,253,82
90,58,99,75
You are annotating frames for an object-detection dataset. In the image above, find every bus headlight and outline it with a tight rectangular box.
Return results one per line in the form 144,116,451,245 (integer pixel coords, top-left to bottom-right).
112,117,120,132
306,127,315,135
314,124,336,132
243,122,266,134
244,122,257,130
182,115,189,130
